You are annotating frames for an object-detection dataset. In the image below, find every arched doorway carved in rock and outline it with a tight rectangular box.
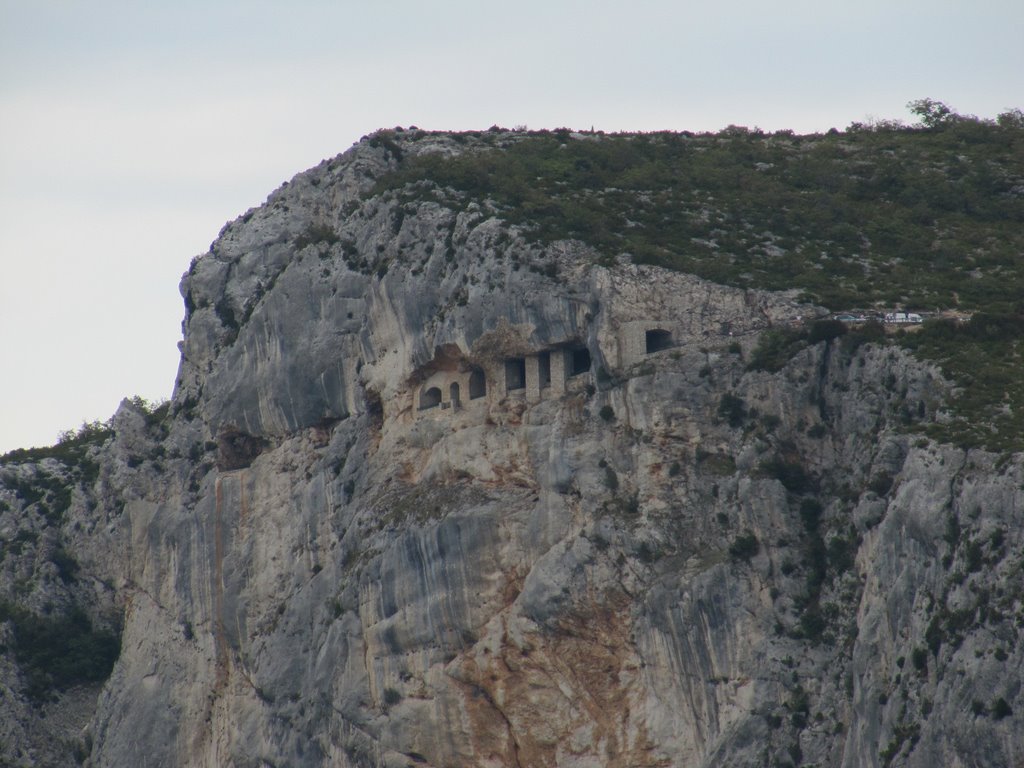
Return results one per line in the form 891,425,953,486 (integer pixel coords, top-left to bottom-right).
419,385,442,410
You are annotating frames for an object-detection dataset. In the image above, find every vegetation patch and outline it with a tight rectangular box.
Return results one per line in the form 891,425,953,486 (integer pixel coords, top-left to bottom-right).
294,222,341,251
729,531,760,561
373,110,1024,312
0,601,120,703
757,457,814,494
897,313,1024,452
0,419,112,477
746,328,809,373
375,480,493,528
1,468,73,524
717,392,747,427
696,450,737,476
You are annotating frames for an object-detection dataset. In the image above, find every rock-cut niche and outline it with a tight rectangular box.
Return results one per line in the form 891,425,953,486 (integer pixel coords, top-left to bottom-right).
419,385,443,410
469,368,486,400
538,351,552,388
645,328,674,354
570,347,592,376
505,358,526,392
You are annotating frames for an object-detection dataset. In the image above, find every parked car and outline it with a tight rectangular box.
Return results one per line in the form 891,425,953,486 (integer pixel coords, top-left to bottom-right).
884,312,924,324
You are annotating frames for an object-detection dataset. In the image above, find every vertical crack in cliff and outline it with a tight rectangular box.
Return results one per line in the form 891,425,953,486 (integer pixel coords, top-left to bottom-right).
239,472,248,524
817,339,834,424
213,475,230,690
213,471,255,694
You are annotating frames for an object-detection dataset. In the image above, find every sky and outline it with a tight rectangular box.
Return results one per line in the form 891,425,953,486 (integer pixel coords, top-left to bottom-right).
1,0,1022,453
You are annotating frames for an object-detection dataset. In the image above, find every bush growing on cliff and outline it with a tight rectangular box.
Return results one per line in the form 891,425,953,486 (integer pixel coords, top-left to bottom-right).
294,222,342,252
840,320,885,354
991,697,1013,720
747,328,808,373
799,499,823,531
808,319,847,344
911,646,928,672
696,449,737,475
867,472,893,497
729,531,760,560
717,393,747,427
0,601,120,703
758,457,813,494
602,464,619,491
49,546,80,584
125,396,171,431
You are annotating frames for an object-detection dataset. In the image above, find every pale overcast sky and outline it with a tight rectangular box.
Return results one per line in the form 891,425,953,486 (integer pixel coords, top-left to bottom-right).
1,0,1021,452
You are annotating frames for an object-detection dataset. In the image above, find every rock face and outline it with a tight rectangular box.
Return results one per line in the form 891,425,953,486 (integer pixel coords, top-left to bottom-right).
2,130,1023,768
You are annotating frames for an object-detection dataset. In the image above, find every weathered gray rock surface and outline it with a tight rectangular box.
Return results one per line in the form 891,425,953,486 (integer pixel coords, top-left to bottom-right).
2,130,1022,768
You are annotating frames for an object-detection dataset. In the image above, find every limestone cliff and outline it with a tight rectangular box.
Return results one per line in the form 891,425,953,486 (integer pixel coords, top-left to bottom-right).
2,129,1023,768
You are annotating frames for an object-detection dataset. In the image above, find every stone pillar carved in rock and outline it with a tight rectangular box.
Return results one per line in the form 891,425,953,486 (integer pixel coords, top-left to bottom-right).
550,350,567,395
525,355,541,402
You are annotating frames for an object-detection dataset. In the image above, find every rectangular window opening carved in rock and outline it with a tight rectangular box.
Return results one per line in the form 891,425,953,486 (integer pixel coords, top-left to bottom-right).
505,358,526,391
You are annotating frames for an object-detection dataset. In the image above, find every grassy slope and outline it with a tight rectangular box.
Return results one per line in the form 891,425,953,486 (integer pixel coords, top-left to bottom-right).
378,121,1024,310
